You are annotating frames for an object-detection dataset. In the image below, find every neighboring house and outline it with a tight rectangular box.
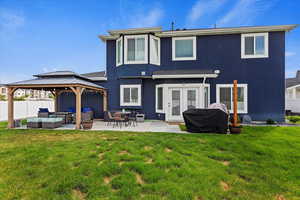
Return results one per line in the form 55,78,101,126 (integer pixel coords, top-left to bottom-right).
7,24,297,122
0,84,52,100
286,70,300,113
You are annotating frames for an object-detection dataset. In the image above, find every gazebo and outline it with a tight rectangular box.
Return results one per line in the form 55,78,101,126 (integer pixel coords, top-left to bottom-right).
6,71,107,129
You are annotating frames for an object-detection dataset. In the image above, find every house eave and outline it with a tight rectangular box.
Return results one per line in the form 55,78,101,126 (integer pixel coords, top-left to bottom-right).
108,27,162,35
156,24,298,37
152,74,218,79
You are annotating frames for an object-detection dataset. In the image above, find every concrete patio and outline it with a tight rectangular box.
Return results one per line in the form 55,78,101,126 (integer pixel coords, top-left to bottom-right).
55,120,185,133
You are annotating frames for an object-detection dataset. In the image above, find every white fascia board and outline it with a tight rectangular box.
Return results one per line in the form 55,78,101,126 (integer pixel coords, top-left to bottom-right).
156,25,298,37
152,74,218,79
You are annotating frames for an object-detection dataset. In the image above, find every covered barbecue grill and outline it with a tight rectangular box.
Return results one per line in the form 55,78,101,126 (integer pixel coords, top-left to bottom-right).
183,105,228,133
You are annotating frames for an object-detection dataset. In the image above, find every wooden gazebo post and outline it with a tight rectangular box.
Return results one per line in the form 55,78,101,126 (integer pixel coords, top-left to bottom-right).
103,90,108,112
7,87,17,128
233,80,238,127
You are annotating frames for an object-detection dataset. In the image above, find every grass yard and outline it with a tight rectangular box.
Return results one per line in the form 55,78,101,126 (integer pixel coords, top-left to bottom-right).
0,123,300,199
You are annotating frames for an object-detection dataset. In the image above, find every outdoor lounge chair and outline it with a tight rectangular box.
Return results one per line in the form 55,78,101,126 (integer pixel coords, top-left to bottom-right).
38,108,53,118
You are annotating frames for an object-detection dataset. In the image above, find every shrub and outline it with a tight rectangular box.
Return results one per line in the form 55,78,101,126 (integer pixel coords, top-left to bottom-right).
287,116,300,123
266,119,276,125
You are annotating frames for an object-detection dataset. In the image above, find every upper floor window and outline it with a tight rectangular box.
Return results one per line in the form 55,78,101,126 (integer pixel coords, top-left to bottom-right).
124,35,148,64
150,35,160,65
116,37,123,66
172,36,196,61
241,33,268,59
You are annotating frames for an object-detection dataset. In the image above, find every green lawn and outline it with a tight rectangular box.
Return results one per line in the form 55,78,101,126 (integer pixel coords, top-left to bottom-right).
0,123,300,200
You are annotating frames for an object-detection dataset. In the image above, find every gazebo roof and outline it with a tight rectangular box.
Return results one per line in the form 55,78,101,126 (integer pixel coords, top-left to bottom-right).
6,71,105,91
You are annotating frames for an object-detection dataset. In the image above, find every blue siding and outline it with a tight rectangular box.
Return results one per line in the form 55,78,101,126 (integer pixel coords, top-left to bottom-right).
61,31,286,121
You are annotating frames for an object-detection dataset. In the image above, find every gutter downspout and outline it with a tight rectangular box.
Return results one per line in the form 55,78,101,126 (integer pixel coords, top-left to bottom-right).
202,76,207,108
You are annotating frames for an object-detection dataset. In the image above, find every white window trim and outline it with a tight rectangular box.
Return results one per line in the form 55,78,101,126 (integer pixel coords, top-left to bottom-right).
150,35,160,65
120,84,142,106
172,36,197,61
155,84,164,113
241,32,269,59
124,35,148,64
216,84,248,114
116,37,123,66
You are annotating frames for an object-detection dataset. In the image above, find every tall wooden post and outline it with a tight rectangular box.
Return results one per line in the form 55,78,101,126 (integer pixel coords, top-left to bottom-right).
103,90,107,112
75,87,82,129
233,80,238,127
7,87,15,128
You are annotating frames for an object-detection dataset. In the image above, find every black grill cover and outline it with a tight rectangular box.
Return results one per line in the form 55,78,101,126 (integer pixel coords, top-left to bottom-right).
183,109,228,133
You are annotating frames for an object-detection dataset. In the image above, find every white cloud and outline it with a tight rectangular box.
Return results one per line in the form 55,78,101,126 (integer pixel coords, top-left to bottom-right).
286,51,296,57
187,0,227,25
128,7,163,28
0,8,25,40
217,0,276,27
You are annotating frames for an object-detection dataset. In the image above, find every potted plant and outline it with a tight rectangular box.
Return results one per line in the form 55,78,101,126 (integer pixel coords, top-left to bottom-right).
81,120,93,130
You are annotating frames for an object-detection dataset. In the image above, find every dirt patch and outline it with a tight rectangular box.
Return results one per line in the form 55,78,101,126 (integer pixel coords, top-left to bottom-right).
144,146,152,151
135,173,144,185
165,148,172,153
118,150,129,155
98,152,104,159
72,189,86,200
103,176,111,185
194,197,204,200
221,161,230,166
96,143,101,148
146,158,153,164
220,181,230,191
276,195,286,200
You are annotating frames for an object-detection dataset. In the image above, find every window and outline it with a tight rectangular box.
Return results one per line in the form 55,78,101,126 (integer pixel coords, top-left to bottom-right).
116,37,123,66
216,84,248,113
241,33,268,58
156,85,164,113
120,85,141,106
172,36,196,61
124,35,148,64
150,35,160,65
1,88,6,94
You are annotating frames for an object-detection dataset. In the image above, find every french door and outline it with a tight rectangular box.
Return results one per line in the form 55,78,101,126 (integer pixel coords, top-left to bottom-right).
167,87,200,121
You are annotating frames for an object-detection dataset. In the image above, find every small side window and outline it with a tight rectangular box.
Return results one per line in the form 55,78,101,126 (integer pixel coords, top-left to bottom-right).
116,37,123,66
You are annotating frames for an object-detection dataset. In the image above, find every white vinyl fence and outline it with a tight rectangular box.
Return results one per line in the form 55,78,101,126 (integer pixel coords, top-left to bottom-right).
286,98,300,113
0,100,54,121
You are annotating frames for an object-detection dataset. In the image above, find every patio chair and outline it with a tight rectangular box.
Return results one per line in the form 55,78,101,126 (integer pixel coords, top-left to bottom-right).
113,112,126,128
105,111,115,126
128,111,138,127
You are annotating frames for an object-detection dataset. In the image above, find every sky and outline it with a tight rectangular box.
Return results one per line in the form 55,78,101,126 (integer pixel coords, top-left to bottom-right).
0,0,299,83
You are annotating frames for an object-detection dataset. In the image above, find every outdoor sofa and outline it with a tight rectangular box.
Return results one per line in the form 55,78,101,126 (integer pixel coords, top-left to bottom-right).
27,117,64,129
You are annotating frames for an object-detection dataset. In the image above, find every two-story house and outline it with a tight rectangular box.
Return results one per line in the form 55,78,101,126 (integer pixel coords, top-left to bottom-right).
19,24,295,122
92,25,295,122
